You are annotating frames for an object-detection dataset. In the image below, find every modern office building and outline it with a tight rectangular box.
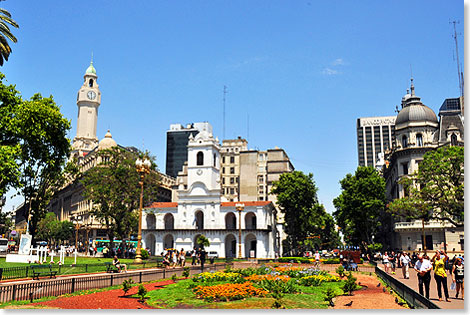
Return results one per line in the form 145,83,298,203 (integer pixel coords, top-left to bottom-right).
165,122,213,178
356,116,396,167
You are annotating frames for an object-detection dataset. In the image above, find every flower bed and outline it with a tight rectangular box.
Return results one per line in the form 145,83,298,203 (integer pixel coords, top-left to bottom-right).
193,282,268,302
192,271,242,283
244,274,291,282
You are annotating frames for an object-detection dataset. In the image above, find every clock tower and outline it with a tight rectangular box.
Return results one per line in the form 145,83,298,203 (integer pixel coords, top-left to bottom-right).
71,61,102,159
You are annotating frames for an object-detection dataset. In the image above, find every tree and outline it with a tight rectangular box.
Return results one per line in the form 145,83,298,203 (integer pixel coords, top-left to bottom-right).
16,94,71,239
0,73,23,197
0,7,18,66
36,212,74,245
271,171,340,255
196,235,210,249
388,146,464,227
80,147,160,248
333,166,386,250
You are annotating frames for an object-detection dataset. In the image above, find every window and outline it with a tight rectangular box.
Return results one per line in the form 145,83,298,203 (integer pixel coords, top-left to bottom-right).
222,167,225,174
222,177,225,185
197,151,204,165
230,156,235,164
402,135,408,148
222,156,225,163
230,177,235,184
416,134,423,147
89,79,93,87
230,167,235,174
402,162,408,175
258,175,263,183
451,133,458,146
213,153,216,167
230,188,234,194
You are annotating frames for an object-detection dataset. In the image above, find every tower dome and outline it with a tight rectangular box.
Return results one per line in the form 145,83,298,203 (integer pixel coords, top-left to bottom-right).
98,130,117,150
86,61,96,75
396,78,438,126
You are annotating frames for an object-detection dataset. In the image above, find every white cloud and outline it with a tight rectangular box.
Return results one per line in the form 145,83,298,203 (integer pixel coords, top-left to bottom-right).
332,58,345,66
322,68,340,75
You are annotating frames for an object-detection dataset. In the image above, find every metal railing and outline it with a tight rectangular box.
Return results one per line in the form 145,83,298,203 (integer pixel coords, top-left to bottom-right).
0,260,165,281
375,266,440,309
0,263,230,304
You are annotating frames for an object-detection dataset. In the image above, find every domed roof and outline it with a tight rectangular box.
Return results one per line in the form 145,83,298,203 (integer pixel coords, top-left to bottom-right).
98,130,117,150
396,78,438,125
396,103,438,125
86,61,96,75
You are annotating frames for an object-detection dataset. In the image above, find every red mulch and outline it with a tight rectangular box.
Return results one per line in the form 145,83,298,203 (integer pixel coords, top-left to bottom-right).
32,279,175,309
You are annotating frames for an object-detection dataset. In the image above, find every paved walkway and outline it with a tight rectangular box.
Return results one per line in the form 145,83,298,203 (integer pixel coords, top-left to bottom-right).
382,265,464,309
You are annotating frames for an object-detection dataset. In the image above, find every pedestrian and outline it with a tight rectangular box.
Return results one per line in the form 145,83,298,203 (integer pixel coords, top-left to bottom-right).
411,252,418,267
199,248,206,272
451,257,464,299
400,252,411,279
389,251,396,275
191,248,197,265
172,251,177,268
180,248,186,266
414,253,433,299
432,250,451,302
383,251,390,273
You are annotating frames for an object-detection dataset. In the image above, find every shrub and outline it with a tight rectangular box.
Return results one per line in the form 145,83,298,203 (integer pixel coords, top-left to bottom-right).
278,257,312,264
323,258,341,264
342,272,358,295
137,284,148,301
324,287,337,304
259,279,299,295
182,267,190,278
122,278,134,296
140,249,149,260
171,273,178,281
335,265,345,278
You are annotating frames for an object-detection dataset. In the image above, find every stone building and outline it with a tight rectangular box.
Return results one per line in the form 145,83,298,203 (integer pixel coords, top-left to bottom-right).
383,79,464,253
220,137,248,202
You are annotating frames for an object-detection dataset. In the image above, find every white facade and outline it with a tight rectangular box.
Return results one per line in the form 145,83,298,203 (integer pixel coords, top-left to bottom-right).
142,129,279,258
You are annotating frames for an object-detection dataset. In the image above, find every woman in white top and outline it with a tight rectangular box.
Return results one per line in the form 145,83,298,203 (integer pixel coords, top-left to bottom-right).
383,252,390,273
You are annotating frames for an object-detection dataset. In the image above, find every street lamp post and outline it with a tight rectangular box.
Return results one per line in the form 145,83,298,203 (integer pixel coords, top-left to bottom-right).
235,203,244,259
134,156,151,263
72,215,82,251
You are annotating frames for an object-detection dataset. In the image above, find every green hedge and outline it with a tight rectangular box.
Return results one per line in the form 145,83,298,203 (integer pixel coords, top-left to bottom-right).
277,257,364,264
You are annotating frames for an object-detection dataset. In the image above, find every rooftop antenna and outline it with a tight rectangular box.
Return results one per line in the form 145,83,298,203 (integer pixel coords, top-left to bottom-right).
223,85,228,140
450,20,463,98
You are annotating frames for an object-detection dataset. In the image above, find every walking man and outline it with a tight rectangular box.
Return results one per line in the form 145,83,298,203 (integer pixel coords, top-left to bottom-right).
414,254,433,299
400,252,411,279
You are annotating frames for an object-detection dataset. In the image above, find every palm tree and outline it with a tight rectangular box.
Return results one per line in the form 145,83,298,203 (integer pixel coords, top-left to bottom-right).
0,7,18,66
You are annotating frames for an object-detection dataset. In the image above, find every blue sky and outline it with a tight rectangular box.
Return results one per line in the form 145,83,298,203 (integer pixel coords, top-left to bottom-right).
3,1,464,214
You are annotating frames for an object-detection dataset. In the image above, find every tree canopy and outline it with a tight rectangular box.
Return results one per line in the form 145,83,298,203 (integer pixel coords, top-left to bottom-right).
333,166,387,250
80,147,160,247
36,212,74,246
388,146,464,227
0,73,71,238
271,171,340,255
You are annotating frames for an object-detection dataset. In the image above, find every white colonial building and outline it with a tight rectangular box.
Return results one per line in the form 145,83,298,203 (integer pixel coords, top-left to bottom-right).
142,128,279,258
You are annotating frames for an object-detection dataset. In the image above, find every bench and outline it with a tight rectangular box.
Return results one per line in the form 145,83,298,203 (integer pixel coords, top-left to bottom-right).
31,265,58,280
105,262,119,273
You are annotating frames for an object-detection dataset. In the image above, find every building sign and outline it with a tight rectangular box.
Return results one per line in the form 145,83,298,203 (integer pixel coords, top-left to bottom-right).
18,234,32,255
359,116,396,127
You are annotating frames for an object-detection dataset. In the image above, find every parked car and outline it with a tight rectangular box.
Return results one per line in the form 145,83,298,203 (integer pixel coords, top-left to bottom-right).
0,238,8,253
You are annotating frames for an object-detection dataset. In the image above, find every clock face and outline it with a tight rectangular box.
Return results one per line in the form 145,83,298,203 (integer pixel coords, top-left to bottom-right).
87,91,96,100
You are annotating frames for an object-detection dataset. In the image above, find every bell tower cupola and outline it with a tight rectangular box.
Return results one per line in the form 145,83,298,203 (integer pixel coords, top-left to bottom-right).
71,58,102,159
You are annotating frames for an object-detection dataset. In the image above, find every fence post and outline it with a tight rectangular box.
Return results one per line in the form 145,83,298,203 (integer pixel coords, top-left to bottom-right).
163,269,165,279
0,268,3,281
110,274,114,286
12,284,16,301
71,278,75,293
139,271,142,283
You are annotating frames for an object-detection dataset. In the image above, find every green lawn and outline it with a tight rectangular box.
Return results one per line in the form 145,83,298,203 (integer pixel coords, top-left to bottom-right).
145,279,345,309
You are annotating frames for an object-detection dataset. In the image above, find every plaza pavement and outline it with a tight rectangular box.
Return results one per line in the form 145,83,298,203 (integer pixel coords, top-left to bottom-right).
382,265,465,309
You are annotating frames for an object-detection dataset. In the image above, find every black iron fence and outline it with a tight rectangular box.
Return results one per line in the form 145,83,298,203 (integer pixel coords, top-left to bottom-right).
0,263,229,304
0,260,165,281
375,266,440,309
